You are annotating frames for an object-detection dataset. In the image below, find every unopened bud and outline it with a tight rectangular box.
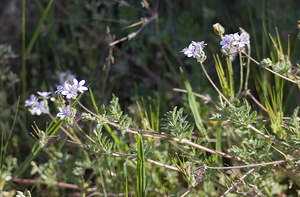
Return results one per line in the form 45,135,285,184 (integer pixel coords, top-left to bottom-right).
213,23,225,36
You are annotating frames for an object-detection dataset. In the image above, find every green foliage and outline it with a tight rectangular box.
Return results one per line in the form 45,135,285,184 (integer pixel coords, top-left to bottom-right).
107,95,132,133
211,100,257,127
161,107,194,139
1,0,300,196
87,131,114,154
137,134,146,197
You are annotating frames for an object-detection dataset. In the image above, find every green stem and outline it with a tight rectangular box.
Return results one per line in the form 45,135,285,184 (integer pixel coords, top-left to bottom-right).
244,44,251,90
22,0,26,105
226,57,234,99
238,52,243,95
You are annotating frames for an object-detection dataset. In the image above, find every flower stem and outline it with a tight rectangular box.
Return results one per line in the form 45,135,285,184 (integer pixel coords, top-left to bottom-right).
199,62,232,106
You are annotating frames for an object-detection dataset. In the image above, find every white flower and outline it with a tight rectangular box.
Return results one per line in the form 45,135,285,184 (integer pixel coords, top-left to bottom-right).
61,83,78,99
25,94,37,107
57,105,71,120
232,32,249,49
56,78,88,99
181,43,196,58
72,78,88,93
29,101,48,115
37,91,51,99
181,41,207,63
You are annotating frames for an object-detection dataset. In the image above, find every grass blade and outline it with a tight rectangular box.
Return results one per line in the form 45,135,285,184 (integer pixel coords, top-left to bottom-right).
137,134,146,197
180,67,207,138
25,0,53,57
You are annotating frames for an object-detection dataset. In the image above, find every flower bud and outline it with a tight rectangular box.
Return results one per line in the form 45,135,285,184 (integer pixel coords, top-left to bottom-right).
213,23,225,36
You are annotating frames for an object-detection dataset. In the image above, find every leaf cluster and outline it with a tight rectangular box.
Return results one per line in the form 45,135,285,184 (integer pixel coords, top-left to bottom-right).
211,100,257,127
161,106,194,139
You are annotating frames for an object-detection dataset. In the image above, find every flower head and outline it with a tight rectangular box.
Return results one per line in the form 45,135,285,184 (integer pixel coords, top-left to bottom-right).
181,41,207,63
220,34,234,49
232,32,249,50
56,78,88,99
220,32,250,52
57,105,72,120
61,83,78,99
29,100,48,115
72,78,88,93
25,94,38,107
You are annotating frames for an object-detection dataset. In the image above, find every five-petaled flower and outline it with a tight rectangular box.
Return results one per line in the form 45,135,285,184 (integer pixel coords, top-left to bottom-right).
232,32,249,50
72,79,88,93
61,83,78,99
220,34,234,49
57,105,72,120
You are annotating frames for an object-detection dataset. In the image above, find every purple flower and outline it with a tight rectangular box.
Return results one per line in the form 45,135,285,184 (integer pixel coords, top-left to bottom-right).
25,94,38,107
57,105,72,120
72,78,88,93
220,34,234,49
29,101,48,115
55,85,65,94
37,91,51,99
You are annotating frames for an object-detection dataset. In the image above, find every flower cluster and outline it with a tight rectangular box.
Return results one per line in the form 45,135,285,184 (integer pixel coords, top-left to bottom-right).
25,92,51,115
181,41,207,63
55,78,88,99
220,32,250,56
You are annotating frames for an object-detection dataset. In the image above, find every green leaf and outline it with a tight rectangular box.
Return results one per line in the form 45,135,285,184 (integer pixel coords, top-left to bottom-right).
137,134,146,197
180,67,207,138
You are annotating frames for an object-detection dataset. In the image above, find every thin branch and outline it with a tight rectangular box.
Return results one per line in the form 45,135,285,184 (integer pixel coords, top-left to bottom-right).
13,178,79,190
47,112,79,144
76,99,242,161
242,52,299,85
220,169,255,197
110,151,180,172
247,124,300,154
206,158,295,170
109,15,156,46
246,91,268,112
173,88,213,104
200,62,232,106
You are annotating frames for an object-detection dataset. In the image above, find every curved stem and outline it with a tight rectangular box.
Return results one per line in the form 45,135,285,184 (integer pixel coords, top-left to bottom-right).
200,62,232,106
47,112,79,144
242,51,299,85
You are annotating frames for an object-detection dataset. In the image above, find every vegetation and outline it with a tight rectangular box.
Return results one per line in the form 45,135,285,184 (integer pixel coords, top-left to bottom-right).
1,0,300,196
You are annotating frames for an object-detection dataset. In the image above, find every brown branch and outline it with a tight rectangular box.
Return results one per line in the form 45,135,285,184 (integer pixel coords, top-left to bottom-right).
206,158,295,170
